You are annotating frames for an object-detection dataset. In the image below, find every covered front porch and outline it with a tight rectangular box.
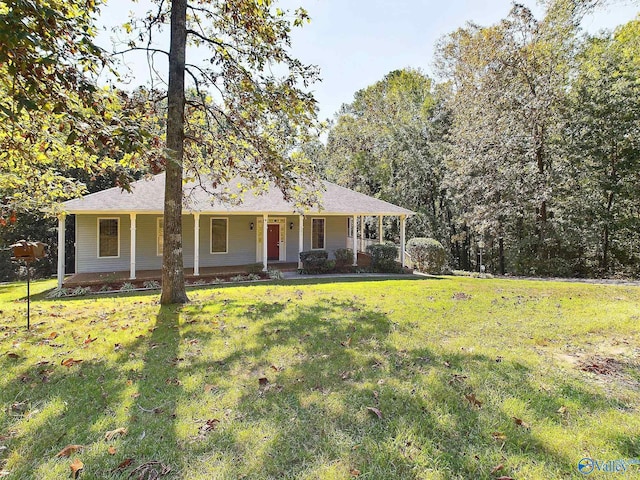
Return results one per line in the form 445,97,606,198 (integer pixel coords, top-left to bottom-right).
56,212,408,289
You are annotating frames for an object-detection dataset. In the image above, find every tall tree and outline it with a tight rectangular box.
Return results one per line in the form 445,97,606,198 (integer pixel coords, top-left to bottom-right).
435,1,582,274
566,17,640,275
324,69,450,243
121,0,321,303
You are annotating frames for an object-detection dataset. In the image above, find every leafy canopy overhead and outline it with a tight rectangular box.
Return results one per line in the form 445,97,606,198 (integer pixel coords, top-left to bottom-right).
118,0,323,207
0,0,150,216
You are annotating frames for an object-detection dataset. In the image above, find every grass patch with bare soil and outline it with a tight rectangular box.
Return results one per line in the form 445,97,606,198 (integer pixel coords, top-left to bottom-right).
0,276,639,479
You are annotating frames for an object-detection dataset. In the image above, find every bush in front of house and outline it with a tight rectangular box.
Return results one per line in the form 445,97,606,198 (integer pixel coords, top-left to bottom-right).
334,248,354,272
366,244,401,273
300,250,332,274
407,237,447,274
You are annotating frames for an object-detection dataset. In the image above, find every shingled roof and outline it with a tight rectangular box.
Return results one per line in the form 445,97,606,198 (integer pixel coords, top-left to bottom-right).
62,173,414,216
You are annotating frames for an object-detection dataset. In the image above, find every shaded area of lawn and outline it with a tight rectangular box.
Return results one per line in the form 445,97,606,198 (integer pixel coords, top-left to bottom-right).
0,277,639,479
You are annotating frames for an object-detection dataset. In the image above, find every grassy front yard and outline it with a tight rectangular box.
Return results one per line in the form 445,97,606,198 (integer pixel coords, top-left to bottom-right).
0,276,638,479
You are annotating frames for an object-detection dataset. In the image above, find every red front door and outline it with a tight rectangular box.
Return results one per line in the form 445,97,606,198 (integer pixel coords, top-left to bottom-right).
267,224,280,260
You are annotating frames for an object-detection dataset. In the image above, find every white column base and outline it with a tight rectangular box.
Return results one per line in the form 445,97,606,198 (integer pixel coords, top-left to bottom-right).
57,215,66,289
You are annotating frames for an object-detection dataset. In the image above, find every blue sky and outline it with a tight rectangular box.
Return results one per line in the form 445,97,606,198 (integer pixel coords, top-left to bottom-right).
97,0,639,121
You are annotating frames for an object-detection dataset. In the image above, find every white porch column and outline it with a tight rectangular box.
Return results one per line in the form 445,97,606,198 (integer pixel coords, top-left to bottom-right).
360,215,365,252
262,214,268,272
378,215,384,244
400,215,406,268
352,215,358,266
129,213,137,279
57,214,66,289
298,215,304,269
193,213,200,276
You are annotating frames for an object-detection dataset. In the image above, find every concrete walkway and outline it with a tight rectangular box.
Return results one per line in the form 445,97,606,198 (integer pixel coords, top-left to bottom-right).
281,271,415,280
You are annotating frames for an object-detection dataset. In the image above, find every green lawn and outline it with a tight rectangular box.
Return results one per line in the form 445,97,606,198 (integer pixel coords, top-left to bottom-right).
0,276,639,479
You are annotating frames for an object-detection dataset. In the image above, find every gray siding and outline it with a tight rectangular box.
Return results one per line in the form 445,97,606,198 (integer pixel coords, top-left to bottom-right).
285,215,301,262
132,214,194,270
76,214,131,273
199,215,256,267
75,213,352,273
134,215,162,270
303,216,348,259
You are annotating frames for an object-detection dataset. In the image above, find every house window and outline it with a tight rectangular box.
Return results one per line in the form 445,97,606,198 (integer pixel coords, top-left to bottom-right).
311,218,325,250
157,217,163,256
98,218,119,258
211,218,228,254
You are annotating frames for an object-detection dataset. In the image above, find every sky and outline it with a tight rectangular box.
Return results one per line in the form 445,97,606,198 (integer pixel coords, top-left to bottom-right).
96,0,639,121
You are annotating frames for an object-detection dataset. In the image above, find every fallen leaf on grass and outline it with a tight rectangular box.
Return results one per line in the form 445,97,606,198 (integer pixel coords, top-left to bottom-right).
258,377,269,387
10,402,26,413
83,335,97,345
366,407,383,419
350,468,361,477
49,332,59,339
56,445,83,457
452,292,471,300
492,432,507,441
61,358,83,368
270,364,280,372
557,406,567,415
70,458,83,479
6,353,19,359
129,461,171,479
340,337,352,347
204,384,217,393
104,427,128,441
491,464,504,473
115,458,133,470
108,446,116,455
579,357,616,375
465,393,482,408
513,417,530,429
199,419,220,435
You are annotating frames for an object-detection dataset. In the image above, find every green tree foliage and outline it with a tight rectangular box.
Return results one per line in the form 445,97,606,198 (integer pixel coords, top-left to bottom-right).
435,2,582,274
566,18,640,275
0,0,151,215
322,1,638,278
323,68,451,245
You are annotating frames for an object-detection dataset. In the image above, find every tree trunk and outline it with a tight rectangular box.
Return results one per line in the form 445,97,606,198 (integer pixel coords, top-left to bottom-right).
498,236,505,275
535,124,548,261
601,191,614,273
160,0,189,305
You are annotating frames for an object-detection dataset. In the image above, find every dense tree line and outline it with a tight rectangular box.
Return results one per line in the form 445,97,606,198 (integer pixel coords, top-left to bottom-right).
320,1,639,277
